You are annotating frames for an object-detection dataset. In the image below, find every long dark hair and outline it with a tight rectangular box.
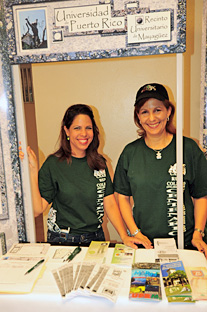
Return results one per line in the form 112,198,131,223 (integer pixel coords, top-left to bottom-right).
134,98,176,138
53,104,106,170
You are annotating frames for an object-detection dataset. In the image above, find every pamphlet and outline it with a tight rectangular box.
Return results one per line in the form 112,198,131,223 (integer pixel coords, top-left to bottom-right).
161,260,194,303
83,241,110,264
111,243,135,266
52,261,127,302
129,262,162,301
186,266,207,300
154,238,179,263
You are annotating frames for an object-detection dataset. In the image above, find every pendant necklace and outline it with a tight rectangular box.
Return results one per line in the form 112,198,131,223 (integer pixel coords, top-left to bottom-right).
153,149,163,160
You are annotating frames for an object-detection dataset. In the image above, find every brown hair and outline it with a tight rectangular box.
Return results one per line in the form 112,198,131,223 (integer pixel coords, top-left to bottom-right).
53,104,106,170
134,98,176,138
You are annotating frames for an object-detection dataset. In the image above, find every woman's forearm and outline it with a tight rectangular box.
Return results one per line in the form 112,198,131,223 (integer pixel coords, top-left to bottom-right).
103,194,128,240
194,196,207,234
30,170,48,217
117,193,139,235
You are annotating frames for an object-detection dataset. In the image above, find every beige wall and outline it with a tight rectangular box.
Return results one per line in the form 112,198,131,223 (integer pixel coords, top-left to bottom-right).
31,0,203,241
32,54,177,172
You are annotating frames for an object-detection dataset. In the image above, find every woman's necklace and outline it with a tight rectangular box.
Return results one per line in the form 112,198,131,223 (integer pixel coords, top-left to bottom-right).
145,133,173,160
153,149,164,160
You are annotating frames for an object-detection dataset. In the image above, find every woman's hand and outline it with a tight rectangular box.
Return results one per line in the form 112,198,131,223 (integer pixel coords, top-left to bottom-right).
191,231,207,258
26,146,38,171
122,231,153,250
19,144,38,172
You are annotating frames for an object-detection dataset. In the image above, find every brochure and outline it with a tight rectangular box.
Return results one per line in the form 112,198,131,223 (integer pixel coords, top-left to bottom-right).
83,241,110,264
52,261,127,302
111,243,135,266
186,266,207,300
161,260,194,303
154,238,179,263
129,262,162,301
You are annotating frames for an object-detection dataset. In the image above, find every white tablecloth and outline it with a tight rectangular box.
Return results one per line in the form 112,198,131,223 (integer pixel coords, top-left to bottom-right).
1,247,207,312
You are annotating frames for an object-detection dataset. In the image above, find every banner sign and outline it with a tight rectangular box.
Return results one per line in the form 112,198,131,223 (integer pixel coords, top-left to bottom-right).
3,0,186,64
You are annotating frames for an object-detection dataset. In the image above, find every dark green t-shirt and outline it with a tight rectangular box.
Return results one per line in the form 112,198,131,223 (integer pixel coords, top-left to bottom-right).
39,155,113,234
114,136,207,245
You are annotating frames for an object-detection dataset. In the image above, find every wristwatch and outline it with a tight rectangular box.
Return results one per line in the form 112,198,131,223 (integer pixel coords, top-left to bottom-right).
194,228,205,237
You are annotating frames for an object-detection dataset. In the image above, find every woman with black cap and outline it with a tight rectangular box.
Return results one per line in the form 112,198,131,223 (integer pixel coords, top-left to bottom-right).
114,83,207,256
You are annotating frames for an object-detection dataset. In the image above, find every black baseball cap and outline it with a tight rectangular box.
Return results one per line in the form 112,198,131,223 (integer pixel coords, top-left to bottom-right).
134,83,169,106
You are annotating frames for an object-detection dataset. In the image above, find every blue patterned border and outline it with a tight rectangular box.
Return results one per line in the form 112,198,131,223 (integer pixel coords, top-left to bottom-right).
4,0,186,64
0,131,8,220
200,1,207,157
0,0,27,241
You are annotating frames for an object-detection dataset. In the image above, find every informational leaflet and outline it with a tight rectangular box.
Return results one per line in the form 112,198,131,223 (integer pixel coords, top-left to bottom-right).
52,261,128,302
186,267,207,300
161,260,194,303
83,241,110,264
129,262,162,301
154,238,179,263
111,243,135,266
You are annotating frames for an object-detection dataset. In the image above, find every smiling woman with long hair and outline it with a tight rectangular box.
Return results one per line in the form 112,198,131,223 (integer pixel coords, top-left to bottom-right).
20,104,151,248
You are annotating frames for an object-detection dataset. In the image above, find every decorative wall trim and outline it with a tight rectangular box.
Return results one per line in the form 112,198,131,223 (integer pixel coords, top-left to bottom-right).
201,0,207,155
5,0,186,64
0,0,27,247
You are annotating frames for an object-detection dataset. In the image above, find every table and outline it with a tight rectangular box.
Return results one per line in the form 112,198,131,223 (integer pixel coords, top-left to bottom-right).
1,247,207,312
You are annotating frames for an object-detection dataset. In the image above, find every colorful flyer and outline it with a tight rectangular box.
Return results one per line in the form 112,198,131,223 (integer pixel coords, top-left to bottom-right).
111,243,135,266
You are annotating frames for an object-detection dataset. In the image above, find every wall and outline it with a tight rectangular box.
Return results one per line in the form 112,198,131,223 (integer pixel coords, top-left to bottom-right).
187,1,203,141
31,0,202,241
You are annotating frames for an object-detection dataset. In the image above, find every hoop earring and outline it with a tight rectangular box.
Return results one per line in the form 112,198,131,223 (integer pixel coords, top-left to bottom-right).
67,136,70,141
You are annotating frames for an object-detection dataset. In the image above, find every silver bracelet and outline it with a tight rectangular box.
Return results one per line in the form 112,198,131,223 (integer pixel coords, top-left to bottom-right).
131,228,141,237
194,228,205,237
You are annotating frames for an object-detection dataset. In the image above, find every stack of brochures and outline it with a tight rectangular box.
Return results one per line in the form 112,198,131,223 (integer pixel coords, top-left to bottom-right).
129,262,162,301
52,241,131,302
52,261,128,302
161,260,194,303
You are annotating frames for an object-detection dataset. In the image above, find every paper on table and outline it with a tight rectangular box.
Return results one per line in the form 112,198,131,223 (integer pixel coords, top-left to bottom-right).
0,257,46,294
111,243,135,266
52,248,72,260
52,261,127,303
154,238,179,263
6,243,50,257
0,243,49,294
83,241,110,263
186,267,207,300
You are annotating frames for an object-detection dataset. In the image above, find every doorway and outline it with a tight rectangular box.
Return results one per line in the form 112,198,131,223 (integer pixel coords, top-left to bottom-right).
20,63,44,242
